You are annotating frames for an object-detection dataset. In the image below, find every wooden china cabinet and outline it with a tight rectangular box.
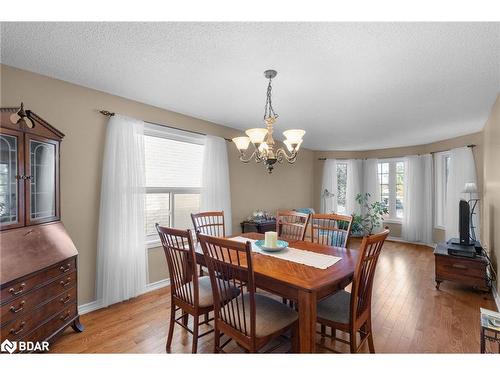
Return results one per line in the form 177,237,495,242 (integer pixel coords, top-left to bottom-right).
0,105,83,352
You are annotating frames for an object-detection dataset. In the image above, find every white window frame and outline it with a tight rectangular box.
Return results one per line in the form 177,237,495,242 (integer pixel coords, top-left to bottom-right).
434,151,451,229
378,158,405,223
144,123,205,247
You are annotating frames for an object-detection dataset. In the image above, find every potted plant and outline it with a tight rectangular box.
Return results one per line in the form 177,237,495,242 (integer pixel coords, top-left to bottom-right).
351,193,388,236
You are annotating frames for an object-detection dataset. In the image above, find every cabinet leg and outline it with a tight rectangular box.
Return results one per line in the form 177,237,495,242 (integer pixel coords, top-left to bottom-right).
435,280,442,290
71,316,84,333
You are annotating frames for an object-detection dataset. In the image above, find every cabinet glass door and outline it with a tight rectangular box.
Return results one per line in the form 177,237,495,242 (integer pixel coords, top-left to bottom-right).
29,139,57,221
0,133,20,226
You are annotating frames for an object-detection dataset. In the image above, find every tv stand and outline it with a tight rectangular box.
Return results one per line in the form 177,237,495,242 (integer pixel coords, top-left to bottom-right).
434,242,490,292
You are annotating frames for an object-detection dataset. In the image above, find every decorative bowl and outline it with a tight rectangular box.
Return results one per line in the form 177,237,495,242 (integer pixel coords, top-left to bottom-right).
255,239,288,252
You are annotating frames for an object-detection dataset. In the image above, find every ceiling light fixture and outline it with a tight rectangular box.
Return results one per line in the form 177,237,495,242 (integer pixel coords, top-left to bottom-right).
232,70,306,174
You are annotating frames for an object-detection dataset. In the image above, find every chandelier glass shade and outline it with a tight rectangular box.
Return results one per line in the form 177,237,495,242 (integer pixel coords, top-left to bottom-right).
232,70,306,173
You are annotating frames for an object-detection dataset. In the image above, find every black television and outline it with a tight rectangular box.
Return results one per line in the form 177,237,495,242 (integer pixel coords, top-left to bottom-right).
447,199,476,258
459,199,470,245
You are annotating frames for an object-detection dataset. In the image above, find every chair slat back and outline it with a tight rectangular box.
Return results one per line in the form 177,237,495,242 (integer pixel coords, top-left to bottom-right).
351,229,389,321
310,213,353,247
156,224,198,307
198,234,256,340
276,210,310,241
191,211,226,237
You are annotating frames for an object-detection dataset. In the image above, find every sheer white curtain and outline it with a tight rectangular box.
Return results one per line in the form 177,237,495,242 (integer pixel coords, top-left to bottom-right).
96,115,147,308
445,147,478,240
363,159,380,206
320,159,337,213
362,159,381,232
200,135,232,234
345,159,363,216
402,154,433,243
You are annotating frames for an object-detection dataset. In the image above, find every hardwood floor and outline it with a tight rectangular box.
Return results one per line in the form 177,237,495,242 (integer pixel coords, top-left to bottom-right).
50,240,497,353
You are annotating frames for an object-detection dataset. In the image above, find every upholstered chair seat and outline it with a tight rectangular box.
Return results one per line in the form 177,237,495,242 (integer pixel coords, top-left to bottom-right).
184,276,239,308
241,294,298,337
316,290,351,324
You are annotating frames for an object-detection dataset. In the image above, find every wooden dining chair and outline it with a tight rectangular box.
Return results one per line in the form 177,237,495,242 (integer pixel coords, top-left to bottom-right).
310,213,353,248
276,210,310,242
191,211,226,277
197,233,299,353
276,210,310,307
191,211,226,237
156,224,237,353
316,229,389,353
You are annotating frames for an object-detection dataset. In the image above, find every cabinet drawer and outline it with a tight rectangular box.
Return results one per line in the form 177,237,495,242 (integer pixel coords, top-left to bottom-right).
1,272,76,325
1,286,76,341
1,258,76,304
17,305,78,353
435,255,486,279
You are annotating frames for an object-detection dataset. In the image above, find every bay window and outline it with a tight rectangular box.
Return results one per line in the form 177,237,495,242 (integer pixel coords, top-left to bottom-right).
377,160,405,220
336,162,347,214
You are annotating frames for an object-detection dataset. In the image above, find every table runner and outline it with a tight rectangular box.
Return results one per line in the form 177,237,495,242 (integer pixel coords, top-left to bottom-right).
230,236,341,270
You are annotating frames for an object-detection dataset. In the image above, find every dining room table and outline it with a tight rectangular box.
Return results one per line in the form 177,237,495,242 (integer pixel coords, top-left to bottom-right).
194,232,359,353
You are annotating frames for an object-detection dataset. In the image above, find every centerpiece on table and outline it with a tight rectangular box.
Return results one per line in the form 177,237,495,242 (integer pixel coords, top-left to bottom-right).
255,231,288,252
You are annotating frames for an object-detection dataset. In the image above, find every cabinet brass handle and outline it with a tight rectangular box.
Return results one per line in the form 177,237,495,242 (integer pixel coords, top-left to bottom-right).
60,311,71,321
10,321,26,335
60,294,72,304
60,277,72,287
60,264,71,273
9,300,25,313
451,264,467,269
9,283,26,295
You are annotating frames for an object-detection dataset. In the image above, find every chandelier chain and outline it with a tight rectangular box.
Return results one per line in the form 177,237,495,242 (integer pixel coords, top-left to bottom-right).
263,77,279,120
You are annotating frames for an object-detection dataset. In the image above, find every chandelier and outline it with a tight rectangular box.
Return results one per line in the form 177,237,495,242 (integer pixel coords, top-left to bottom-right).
232,70,306,174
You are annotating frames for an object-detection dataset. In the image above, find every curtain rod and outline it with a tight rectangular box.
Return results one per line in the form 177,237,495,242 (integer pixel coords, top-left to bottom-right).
99,110,232,142
317,144,476,161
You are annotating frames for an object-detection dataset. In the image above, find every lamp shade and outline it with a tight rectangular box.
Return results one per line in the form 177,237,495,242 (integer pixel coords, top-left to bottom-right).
258,142,269,153
245,128,268,144
463,182,478,194
283,129,306,144
284,139,303,152
232,136,251,151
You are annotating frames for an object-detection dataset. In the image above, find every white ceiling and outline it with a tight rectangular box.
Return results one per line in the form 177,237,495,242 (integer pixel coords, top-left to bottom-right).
1,22,499,150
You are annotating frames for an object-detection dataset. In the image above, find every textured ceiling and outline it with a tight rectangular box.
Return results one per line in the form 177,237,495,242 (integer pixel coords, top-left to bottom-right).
1,22,499,150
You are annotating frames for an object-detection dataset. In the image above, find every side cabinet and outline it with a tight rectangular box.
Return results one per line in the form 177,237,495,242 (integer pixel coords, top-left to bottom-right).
0,106,83,352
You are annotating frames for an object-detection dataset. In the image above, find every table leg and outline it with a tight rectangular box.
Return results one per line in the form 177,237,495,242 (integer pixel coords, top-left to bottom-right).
480,327,485,353
298,289,317,353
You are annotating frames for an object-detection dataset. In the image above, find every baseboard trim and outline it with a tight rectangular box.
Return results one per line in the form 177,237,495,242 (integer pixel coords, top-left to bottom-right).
492,283,500,312
78,299,104,315
78,279,170,316
387,236,436,248
145,278,170,293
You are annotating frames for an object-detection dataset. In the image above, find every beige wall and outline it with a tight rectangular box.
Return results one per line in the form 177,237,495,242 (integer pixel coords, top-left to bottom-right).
313,132,484,242
0,65,315,304
483,94,500,294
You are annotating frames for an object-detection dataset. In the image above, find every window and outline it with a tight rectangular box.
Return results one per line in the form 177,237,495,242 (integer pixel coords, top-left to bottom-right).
144,125,204,239
395,161,405,218
336,162,347,214
377,160,405,220
434,152,451,228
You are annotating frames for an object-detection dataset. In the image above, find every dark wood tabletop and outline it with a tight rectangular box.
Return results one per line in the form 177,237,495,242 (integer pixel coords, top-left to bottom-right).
195,232,359,353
